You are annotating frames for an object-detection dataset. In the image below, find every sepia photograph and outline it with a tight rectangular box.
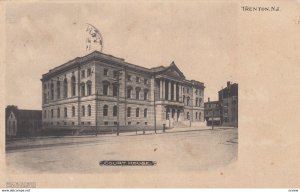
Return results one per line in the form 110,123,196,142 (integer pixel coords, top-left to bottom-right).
1,0,299,189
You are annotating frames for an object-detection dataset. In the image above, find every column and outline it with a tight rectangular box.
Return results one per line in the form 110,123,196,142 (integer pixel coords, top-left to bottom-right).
168,81,171,100
160,79,163,99
162,80,165,100
173,83,176,101
179,84,182,102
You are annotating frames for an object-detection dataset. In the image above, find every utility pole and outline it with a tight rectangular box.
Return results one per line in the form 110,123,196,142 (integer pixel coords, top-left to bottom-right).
95,90,98,136
117,71,121,136
212,108,214,130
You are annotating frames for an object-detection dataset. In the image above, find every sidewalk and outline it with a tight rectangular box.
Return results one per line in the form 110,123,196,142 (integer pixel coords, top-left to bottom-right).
6,125,237,151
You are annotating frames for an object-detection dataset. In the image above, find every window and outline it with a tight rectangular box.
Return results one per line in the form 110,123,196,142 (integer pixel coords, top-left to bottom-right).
71,76,76,96
81,122,84,125
187,112,190,120
113,71,119,78
87,122,91,125
136,77,140,83
81,70,85,78
183,96,185,105
57,122,60,125
195,90,198,95
82,106,85,116
64,122,67,125
88,105,91,116
51,109,54,118
72,106,75,117
136,88,140,100
81,83,85,96
128,122,131,125
127,75,131,81
145,122,148,125
127,87,132,99
72,122,75,125
104,68,108,76
64,107,67,117
103,83,109,96
187,97,190,106
199,112,201,119
50,82,54,100
144,90,148,100
63,78,68,98
187,88,190,94
195,112,198,119
104,121,108,125
57,81,61,99
199,98,202,106
87,81,92,96
136,108,140,117
113,84,118,97
144,108,148,118
87,68,91,76
113,105,117,117
114,121,118,125
57,108,60,118
103,105,108,116
137,122,140,125
144,79,148,85
44,110,47,118
195,98,198,106
127,107,131,117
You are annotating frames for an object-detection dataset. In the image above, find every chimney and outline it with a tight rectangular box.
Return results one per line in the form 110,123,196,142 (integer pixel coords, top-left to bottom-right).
208,97,210,102
227,81,231,88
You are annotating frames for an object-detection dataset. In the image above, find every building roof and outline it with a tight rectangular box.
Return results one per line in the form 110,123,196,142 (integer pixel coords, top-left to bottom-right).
41,51,205,87
17,110,42,119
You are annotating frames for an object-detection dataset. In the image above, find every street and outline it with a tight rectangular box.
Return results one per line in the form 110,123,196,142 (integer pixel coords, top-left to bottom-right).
6,127,238,173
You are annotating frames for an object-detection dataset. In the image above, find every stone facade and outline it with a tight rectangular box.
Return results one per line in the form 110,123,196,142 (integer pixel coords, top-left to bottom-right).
41,51,205,131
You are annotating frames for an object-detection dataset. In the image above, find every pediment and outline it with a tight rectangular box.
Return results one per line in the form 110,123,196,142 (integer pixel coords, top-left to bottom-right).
160,62,185,80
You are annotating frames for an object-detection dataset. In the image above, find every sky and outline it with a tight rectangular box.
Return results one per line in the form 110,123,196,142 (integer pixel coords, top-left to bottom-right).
5,2,238,110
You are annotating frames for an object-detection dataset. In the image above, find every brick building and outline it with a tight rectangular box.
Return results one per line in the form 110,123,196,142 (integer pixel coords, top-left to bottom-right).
6,106,42,138
218,82,238,127
204,98,222,126
204,81,238,127
41,51,205,133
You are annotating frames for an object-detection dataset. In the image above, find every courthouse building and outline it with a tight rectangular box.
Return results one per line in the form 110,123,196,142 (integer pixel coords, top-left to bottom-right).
41,51,205,132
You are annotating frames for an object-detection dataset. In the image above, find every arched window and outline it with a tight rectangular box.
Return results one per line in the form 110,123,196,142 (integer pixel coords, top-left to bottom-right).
50,82,54,100
71,76,76,96
87,81,92,96
64,107,67,117
127,107,131,117
81,83,85,96
127,86,132,99
144,108,148,118
136,108,140,117
103,105,108,116
135,87,141,100
72,106,75,117
82,105,85,116
144,89,148,100
187,97,190,106
57,81,60,99
88,105,91,116
63,78,68,98
113,105,117,116
103,81,109,96
57,107,60,118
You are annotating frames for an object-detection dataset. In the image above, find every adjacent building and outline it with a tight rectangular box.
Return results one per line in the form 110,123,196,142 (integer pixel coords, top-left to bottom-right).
41,51,205,133
6,106,42,138
204,98,222,126
218,82,238,127
204,81,238,127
